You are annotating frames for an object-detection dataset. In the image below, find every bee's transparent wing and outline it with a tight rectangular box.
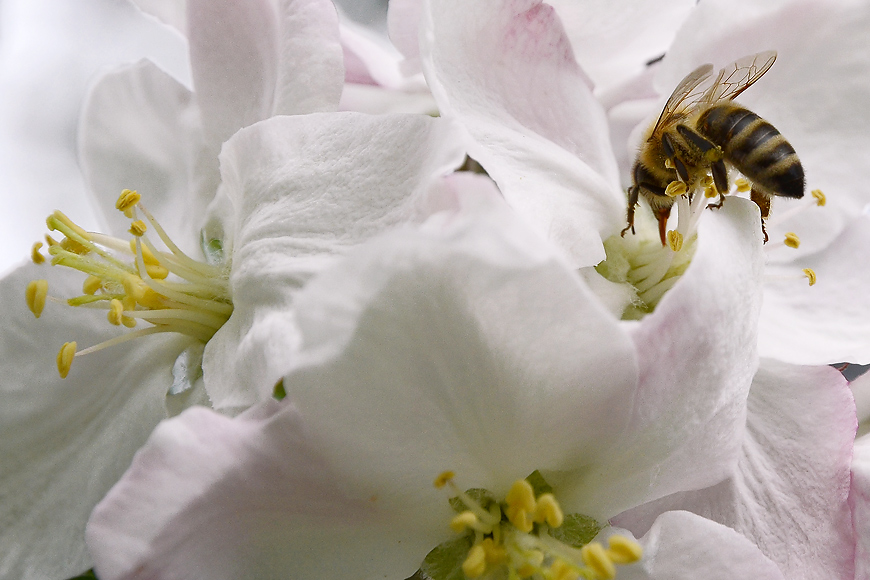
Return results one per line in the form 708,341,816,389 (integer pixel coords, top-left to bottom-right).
702,51,777,104
649,63,714,138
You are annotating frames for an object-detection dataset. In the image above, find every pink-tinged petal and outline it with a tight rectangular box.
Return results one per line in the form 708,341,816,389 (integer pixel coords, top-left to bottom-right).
88,402,446,580
78,60,207,252
421,0,623,267
759,214,870,365
0,262,183,580
202,112,466,410
852,372,870,427
615,360,857,580
566,198,765,518
852,434,870,580
387,0,424,75
187,0,278,146
547,0,695,91
272,0,345,115
656,0,870,258
340,20,410,90
281,197,639,511
620,511,784,580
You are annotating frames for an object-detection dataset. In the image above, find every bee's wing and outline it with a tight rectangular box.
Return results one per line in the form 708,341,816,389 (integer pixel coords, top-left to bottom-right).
649,62,714,138
702,51,777,104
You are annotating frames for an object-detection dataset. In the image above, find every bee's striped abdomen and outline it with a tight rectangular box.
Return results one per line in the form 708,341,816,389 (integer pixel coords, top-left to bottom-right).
697,103,804,199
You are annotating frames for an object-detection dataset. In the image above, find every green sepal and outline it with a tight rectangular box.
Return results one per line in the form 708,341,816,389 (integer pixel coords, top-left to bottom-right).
273,378,286,401
449,488,494,513
548,513,605,548
525,470,553,496
419,534,473,580
65,569,98,580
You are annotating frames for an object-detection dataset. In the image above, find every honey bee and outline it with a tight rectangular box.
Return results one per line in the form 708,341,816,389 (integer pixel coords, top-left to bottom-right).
621,51,804,243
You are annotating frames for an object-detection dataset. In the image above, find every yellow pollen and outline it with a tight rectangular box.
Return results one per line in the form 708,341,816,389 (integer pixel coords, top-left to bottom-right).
704,146,723,163
82,275,102,295
581,542,616,580
667,229,683,252
534,493,564,527
701,175,713,187
434,471,455,488
462,544,487,578
108,299,125,326
31,242,45,264
803,268,817,286
550,559,581,580
480,538,507,565
811,189,826,206
665,180,687,197
450,511,479,533
606,535,643,565
783,232,800,249
26,279,49,318
735,177,751,192
129,220,148,237
116,189,141,218
505,479,536,533
704,186,718,198
57,341,76,378
664,158,675,169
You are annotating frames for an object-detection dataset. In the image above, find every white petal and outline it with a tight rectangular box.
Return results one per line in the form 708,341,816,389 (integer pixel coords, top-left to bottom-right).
0,262,181,580
656,0,870,258
281,197,639,508
566,198,765,518
760,215,870,364
420,0,624,267
615,360,857,580
852,434,870,580
202,112,466,410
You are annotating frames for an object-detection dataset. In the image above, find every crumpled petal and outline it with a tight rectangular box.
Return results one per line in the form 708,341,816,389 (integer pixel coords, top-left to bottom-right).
420,0,623,267
618,511,785,580
654,0,870,258
202,112,466,411
78,59,205,251
0,262,183,580
614,359,857,580
563,197,764,518
852,434,870,580
759,214,870,365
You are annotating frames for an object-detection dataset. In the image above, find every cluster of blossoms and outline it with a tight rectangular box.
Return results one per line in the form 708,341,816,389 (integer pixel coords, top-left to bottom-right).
3,0,870,579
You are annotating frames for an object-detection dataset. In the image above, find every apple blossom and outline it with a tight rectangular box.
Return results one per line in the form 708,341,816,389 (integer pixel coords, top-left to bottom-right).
418,0,870,364
86,191,775,580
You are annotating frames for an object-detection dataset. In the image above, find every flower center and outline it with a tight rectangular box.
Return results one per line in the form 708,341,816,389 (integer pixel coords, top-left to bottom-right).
424,471,642,580
26,189,232,378
596,179,823,319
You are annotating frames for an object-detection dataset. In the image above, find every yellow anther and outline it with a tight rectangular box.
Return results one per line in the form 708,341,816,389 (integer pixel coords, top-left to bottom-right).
116,189,141,218
48,210,89,240
665,180,687,197
129,220,148,237
550,559,581,580
505,479,536,533
122,315,137,328
434,471,455,488
57,341,77,379
704,146,723,163
534,493,564,528
60,237,90,255
123,275,164,309
462,544,487,578
704,186,718,198
667,229,683,252
811,189,826,206
108,299,125,326
480,538,507,565
145,264,170,280
581,542,616,580
803,268,817,286
701,175,713,187
664,158,675,169
783,232,800,249
606,535,643,564
130,239,161,266
31,242,45,264
44,234,59,248
450,511,479,533
735,177,751,192
82,275,102,295
26,279,49,318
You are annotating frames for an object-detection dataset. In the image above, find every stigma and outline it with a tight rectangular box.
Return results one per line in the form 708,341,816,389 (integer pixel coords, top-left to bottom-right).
430,472,642,580
27,189,233,378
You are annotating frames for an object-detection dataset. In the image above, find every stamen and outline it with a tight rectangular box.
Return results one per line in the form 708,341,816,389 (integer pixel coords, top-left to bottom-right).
450,512,480,533
735,177,751,192
116,188,141,218
803,268,817,286
505,479,536,533
462,544,487,578
534,493,564,528
665,180,687,197
26,279,48,318
82,275,102,295
31,242,45,264
581,542,616,580
129,220,148,237
57,341,76,378
811,188,826,206
783,232,800,249
606,535,643,565
667,230,683,252
434,471,456,488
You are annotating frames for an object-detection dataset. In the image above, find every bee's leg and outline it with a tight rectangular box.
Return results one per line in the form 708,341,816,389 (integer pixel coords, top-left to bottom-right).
653,205,672,246
750,187,771,243
708,159,729,209
662,133,690,183
621,186,640,237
